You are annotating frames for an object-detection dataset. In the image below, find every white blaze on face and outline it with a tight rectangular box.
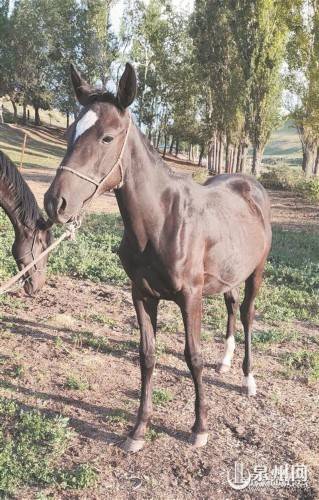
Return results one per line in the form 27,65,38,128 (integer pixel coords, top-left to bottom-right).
74,109,98,143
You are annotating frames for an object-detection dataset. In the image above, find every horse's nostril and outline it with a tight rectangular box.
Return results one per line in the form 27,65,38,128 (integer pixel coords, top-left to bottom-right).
57,197,67,214
44,197,55,220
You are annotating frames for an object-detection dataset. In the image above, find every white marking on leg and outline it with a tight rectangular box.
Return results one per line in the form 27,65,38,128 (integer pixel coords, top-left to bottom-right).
243,373,257,396
220,336,235,367
74,110,98,142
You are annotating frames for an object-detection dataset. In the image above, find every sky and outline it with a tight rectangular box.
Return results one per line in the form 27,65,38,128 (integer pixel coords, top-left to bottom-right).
110,0,194,33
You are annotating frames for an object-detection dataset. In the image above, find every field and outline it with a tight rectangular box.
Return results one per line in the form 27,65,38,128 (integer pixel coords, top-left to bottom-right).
0,121,318,499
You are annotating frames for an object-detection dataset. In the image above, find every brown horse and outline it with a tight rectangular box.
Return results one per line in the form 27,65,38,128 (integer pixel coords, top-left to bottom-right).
0,150,52,295
44,63,272,452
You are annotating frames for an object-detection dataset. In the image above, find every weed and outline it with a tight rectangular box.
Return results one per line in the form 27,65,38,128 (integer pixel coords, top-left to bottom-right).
0,397,74,494
283,350,319,382
156,340,167,356
57,463,97,489
152,389,172,406
145,428,162,442
106,410,128,425
72,331,109,353
253,328,298,345
65,375,89,391
6,363,24,379
201,330,211,341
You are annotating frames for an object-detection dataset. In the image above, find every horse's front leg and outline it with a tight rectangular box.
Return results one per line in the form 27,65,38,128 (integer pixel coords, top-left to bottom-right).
180,288,208,448
122,285,158,453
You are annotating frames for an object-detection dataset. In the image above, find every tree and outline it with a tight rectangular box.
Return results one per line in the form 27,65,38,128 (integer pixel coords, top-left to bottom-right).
190,0,248,174
230,0,291,175
287,0,319,176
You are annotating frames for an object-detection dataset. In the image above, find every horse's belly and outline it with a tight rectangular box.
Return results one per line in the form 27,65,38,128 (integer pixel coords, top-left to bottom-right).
203,226,267,293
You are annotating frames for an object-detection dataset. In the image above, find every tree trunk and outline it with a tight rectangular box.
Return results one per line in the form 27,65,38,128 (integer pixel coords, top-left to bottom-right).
218,136,224,174
302,143,317,177
252,144,264,176
169,136,175,154
66,110,70,129
34,106,41,126
162,134,167,158
198,145,204,167
236,144,242,173
175,137,179,157
11,99,17,121
314,148,319,176
22,102,27,124
240,144,249,173
232,145,238,173
212,133,217,173
156,130,161,150
208,136,215,173
215,137,220,174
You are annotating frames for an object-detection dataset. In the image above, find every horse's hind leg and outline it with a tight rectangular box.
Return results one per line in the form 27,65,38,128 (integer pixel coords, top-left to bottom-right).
240,262,265,396
121,285,158,453
217,288,239,374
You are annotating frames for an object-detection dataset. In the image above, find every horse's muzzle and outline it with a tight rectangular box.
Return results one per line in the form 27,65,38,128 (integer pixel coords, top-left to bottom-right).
44,191,69,224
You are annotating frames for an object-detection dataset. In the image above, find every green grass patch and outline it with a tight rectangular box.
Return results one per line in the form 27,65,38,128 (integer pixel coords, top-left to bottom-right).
0,397,96,495
152,388,172,406
105,409,128,425
283,350,319,382
57,463,97,489
145,428,163,442
253,327,298,345
72,331,110,353
64,375,89,391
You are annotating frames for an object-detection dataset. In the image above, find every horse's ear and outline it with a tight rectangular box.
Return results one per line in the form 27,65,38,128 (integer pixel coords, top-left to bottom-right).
70,63,95,106
117,63,137,108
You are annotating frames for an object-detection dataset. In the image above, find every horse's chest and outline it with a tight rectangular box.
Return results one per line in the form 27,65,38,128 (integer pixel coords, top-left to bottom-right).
119,242,182,299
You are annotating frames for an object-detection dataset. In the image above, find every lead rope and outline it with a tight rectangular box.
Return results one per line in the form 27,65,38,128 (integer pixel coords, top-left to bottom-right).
0,219,80,296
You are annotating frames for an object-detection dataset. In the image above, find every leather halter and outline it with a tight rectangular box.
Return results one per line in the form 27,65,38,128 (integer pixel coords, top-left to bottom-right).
59,114,132,200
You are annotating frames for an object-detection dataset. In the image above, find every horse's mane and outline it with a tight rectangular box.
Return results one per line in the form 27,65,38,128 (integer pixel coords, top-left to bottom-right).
0,150,41,228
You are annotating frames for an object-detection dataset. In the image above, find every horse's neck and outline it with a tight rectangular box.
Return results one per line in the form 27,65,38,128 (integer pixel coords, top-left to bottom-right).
116,126,176,250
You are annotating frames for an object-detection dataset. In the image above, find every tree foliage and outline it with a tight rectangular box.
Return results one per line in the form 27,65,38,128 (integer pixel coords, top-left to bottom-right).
0,0,317,176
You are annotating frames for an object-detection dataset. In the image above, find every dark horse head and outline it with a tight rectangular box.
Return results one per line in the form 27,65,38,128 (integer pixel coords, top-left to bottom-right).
0,150,53,295
44,63,136,224
12,217,53,295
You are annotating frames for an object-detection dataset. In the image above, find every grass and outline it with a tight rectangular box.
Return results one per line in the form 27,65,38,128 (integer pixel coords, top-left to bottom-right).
105,409,128,425
0,397,97,495
152,388,172,406
72,330,110,353
145,428,163,442
64,375,89,391
283,350,319,382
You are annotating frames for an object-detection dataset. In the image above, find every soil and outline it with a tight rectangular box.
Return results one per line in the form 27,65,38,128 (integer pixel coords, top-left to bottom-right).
0,129,318,499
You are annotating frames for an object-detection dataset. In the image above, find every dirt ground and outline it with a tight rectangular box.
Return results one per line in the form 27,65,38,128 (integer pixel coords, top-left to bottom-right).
0,125,319,499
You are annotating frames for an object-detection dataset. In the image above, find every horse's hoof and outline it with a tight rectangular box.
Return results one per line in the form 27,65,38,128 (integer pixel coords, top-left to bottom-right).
243,374,257,396
217,362,231,374
120,437,145,453
190,432,208,448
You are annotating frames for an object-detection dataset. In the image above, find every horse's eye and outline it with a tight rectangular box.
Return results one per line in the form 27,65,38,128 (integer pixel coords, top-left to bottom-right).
102,135,113,144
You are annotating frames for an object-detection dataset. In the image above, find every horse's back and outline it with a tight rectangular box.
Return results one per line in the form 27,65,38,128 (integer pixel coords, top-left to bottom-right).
203,173,271,225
